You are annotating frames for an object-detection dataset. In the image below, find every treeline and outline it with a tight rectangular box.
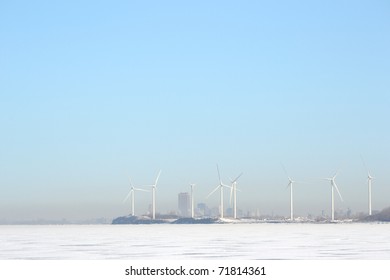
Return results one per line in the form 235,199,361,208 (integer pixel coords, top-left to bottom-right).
362,207,390,222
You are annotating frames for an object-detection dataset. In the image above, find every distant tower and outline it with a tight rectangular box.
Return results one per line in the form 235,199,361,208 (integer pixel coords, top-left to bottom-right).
178,192,191,217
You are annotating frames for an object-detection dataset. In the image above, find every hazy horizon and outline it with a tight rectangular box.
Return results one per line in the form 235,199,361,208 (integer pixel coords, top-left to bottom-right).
1,1,389,222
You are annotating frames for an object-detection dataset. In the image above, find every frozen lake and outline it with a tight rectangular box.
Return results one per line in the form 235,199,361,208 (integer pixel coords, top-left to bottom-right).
1,223,389,259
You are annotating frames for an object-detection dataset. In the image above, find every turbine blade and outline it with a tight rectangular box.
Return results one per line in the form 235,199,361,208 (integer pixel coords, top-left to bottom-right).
232,172,243,183
281,163,289,178
280,163,293,182
128,176,134,188
123,190,133,203
361,155,375,179
222,183,231,189
361,154,369,174
286,182,290,190
134,188,149,192
154,170,162,186
229,185,233,206
333,181,344,202
206,185,220,198
216,164,222,183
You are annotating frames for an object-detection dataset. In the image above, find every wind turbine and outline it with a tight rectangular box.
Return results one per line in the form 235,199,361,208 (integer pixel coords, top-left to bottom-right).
145,170,161,220
324,172,343,221
123,177,149,216
206,165,230,219
282,164,296,221
229,173,243,219
190,183,196,218
362,157,374,215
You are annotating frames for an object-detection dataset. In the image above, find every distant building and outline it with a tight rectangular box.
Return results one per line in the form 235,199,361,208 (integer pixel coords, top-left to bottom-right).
226,207,243,218
197,203,209,217
178,192,191,217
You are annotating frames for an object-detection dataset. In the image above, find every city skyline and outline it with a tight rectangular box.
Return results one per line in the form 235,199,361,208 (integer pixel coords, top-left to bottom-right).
120,164,384,220
0,160,388,222
1,1,389,222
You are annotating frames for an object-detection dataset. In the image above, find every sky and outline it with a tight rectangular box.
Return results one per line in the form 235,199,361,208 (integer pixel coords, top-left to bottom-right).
1,0,389,222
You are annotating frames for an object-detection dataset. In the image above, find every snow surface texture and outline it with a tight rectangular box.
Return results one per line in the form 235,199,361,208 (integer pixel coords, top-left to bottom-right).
1,223,389,259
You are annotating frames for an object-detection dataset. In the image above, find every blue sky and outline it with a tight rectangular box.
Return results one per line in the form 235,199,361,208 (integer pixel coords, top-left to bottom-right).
1,1,389,221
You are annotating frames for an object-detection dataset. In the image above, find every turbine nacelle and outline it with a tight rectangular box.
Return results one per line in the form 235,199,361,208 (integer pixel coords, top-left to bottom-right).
228,173,243,207
229,172,243,184
123,176,150,216
123,177,149,203
282,164,297,188
323,172,343,202
206,164,233,219
286,177,296,189
206,183,230,198
324,171,343,221
144,170,162,189
362,155,375,181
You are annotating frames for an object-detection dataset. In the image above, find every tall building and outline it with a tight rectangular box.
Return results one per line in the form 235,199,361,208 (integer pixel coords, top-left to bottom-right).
178,192,191,217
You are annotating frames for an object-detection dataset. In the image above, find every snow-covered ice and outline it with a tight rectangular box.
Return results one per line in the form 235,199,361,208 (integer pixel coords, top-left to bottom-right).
1,223,389,259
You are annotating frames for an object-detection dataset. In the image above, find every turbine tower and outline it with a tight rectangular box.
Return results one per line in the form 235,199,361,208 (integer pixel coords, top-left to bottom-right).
287,177,295,221
123,178,149,216
324,172,343,221
367,172,374,216
229,173,243,219
362,157,374,216
190,183,196,218
207,164,230,219
145,170,161,220
282,164,296,221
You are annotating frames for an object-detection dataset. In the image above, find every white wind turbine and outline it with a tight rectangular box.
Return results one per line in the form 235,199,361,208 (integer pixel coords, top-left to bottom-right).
324,172,343,221
206,165,230,219
190,183,196,218
362,157,374,216
282,165,296,221
145,170,161,220
123,177,149,216
229,173,243,219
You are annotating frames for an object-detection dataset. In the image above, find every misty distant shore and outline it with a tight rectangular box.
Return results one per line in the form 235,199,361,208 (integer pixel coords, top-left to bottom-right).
2,207,389,225
111,206,390,224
